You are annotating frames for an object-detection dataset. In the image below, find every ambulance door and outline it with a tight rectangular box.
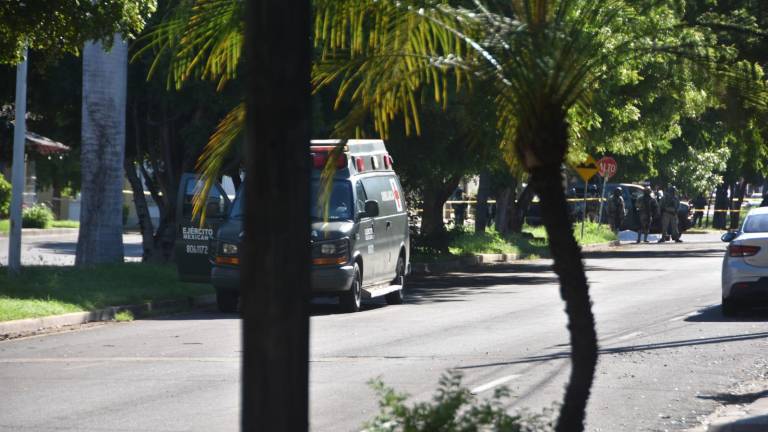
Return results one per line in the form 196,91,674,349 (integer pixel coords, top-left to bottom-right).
176,173,231,282
355,179,380,285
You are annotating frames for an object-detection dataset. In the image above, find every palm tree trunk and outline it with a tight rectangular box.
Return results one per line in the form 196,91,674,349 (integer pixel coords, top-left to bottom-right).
242,1,311,430
76,37,127,265
530,163,598,432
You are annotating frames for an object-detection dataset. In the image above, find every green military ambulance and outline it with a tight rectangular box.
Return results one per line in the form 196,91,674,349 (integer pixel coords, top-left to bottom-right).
176,139,410,313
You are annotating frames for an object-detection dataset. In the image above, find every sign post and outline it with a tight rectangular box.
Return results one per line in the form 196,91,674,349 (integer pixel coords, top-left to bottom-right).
574,155,599,239
597,156,617,225
8,47,28,275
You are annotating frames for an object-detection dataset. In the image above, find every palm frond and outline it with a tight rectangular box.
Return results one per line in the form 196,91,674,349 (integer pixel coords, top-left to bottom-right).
132,0,243,90
192,102,245,225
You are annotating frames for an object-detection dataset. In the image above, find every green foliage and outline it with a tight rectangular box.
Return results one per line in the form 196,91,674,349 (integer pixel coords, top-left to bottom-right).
22,204,54,229
0,0,156,64
135,0,245,224
363,371,554,432
0,263,212,322
0,174,10,218
115,310,135,322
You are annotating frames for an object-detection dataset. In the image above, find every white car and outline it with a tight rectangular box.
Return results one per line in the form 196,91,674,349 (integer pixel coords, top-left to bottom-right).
721,207,768,315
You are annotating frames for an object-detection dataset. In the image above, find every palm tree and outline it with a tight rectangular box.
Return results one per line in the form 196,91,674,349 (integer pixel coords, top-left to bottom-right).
76,37,129,265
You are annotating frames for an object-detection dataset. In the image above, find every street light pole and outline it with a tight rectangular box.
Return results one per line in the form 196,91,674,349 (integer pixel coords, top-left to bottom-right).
8,47,28,274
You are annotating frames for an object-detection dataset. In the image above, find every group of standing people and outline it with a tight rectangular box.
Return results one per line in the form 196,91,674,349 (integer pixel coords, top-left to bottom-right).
606,185,683,243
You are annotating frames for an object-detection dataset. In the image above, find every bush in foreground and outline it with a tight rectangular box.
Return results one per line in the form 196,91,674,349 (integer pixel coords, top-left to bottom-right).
363,371,554,432
22,204,55,228
0,175,10,218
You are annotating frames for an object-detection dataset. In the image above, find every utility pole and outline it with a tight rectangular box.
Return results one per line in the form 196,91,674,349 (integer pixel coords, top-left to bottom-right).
8,47,28,274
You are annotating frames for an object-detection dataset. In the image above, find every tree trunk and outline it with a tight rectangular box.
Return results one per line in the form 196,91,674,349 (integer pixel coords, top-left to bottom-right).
420,175,461,251
76,37,127,265
730,180,747,230
124,158,160,263
530,163,598,432
495,186,513,235
510,182,534,233
474,170,490,232
242,1,311,430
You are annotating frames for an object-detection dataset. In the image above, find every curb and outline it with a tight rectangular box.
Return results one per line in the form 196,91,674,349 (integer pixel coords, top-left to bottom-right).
0,294,216,340
0,228,79,238
411,240,621,276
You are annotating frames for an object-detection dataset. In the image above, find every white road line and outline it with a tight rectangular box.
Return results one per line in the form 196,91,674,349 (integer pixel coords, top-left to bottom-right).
470,374,521,394
0,357,238,363
616,331,643,341
668,312,697,322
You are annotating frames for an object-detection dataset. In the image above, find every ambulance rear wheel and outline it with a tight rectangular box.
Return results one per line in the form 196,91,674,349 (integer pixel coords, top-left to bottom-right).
216,289,239,313
340,263,362,313
385,255,405,305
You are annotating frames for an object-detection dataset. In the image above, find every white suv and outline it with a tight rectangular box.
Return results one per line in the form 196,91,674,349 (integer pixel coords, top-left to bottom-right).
721,207,768,315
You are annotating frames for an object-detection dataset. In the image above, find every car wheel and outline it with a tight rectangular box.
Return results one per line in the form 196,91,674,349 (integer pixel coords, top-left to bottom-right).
385,255,406,305
721,297,739,317
340,263,362,313
216,289,239,313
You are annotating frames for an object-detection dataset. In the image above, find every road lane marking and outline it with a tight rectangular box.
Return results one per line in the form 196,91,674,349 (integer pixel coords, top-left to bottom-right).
616,331,643,341
0,357,238,363
471,374,521,394
668,312,697,322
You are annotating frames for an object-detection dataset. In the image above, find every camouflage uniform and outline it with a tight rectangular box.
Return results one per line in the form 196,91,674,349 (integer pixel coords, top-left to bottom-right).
659,188,681,242
635,189,658,243
607,189,625,233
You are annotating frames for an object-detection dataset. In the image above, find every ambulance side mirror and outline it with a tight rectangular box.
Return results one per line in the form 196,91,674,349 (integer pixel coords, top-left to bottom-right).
362,200,380,218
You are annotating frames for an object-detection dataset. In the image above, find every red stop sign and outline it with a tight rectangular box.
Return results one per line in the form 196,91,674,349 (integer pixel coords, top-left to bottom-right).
598,156,617,179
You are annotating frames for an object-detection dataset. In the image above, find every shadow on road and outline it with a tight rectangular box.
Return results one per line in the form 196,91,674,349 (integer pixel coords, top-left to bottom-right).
698,390,768,405
456,331,768,370
685,305,768,323
407,272,555,304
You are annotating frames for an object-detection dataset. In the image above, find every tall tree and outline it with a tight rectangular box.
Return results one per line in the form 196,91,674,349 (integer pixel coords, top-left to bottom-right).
76,38,130,265
242,0,311,430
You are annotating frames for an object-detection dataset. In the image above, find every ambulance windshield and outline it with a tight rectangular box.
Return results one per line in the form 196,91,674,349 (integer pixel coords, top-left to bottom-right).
311,180,353,221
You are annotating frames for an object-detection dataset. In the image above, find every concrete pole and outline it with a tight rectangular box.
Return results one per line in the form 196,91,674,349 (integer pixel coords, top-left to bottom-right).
8,47,28,274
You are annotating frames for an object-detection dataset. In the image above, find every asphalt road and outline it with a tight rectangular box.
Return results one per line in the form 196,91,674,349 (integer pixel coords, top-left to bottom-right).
0,232,143,265
2,232,768,432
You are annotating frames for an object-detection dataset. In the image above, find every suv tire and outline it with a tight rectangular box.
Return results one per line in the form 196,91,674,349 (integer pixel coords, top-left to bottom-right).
721,297,739,317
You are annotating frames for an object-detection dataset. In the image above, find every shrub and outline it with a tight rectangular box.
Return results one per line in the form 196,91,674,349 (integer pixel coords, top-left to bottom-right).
22,204,54,228
0,175,10,218
363,371,555,432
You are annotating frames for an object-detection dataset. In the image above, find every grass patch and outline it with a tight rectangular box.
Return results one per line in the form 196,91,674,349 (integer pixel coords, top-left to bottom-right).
0,263,212,322
115,310,134,322
0,219,80,234
50,220,79,229
412,222,616,263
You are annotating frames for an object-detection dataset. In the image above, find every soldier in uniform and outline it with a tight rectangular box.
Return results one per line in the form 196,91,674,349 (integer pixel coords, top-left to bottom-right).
635,187,658,243
607,187,625,233
659,185,682,243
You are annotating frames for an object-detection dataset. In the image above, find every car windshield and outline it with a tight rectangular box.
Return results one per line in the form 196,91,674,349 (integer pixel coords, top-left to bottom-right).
311,180,353,221
743,214,768,233
229,189,244,219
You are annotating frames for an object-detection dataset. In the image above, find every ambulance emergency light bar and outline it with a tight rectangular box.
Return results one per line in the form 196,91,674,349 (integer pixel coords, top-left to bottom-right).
310,139,394,173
